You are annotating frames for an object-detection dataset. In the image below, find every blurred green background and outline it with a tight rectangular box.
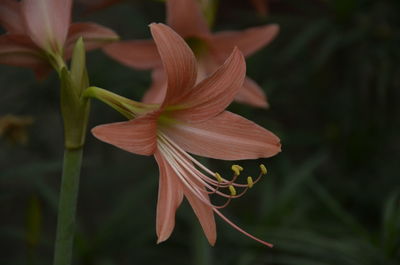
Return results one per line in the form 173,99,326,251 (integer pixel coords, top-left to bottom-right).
1,0,399,264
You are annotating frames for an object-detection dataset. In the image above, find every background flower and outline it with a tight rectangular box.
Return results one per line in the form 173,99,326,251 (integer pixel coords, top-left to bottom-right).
0,0,118,77
104,0,279,108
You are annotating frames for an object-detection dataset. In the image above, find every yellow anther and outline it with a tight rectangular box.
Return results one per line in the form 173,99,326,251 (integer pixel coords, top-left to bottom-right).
235,165,244,171
231,165,242,176
229,185,237,196
260,164,267,175
214,172,223,183
247,176,254,188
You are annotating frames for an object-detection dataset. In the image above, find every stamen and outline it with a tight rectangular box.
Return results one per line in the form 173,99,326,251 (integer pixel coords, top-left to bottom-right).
229,185,237,196
260,164,267,175
231,165,243,176
247,176,254,188
214,197,232,209
235,165,244,171
156,132,274,247
214,172,223,183
158,132,268,201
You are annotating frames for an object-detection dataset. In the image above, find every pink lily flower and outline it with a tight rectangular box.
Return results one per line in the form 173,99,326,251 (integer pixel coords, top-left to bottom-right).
92,23,281,246
104,0,279,108
0,0,118,77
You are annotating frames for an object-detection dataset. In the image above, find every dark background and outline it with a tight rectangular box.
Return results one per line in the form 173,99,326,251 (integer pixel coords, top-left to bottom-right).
1,0,399,264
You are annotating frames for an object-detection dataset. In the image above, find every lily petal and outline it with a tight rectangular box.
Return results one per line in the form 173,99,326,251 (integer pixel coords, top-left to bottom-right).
235,77,269,108
142,69,168,104
173,47,245,123
67,22,119,51
166,0,210,38
164,111,281,160
103,40,161,70
150,23,197,106
91,112,159,156
210,24,279,61
0,0,25,34
154,151,184,243
22,0,72,53
0,35,48,70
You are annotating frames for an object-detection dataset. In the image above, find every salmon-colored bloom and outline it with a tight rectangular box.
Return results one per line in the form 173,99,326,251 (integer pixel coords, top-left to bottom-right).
91,23,281,246
0,0,118,77
104,0,279,108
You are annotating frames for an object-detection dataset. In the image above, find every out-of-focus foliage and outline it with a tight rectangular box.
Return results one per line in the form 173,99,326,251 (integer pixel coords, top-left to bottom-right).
1,0,399,264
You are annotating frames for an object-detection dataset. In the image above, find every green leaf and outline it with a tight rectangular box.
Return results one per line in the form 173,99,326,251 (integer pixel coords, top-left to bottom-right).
381,189,400,256
26,195,42,248
308,178,369,239
280,153,327,207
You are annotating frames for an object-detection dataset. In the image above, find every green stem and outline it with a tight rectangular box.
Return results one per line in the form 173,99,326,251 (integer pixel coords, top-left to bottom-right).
53,148,83,265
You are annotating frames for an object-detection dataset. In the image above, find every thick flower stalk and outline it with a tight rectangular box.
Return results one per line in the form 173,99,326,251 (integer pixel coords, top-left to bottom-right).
0,0,118,77
104,0,279,107
88,23,281,246
52,38,91,265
